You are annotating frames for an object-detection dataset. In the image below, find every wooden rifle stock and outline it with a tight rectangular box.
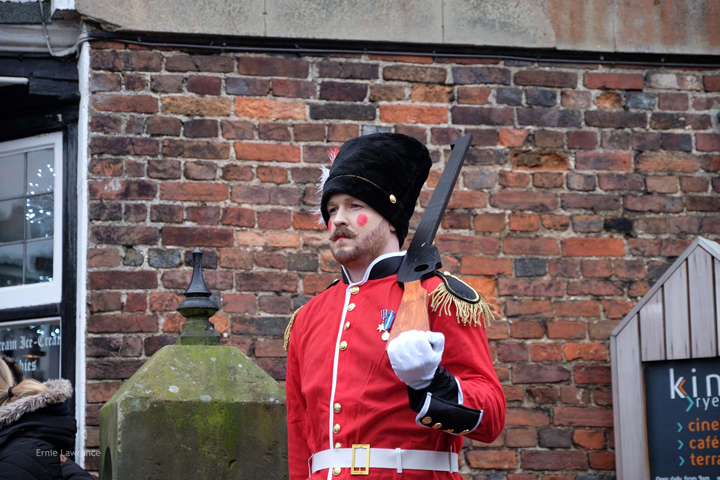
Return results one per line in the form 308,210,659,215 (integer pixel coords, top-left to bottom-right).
385,280,429,347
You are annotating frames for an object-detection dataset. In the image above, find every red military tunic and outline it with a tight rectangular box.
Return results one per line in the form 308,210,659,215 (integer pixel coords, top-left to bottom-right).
286,252,506,479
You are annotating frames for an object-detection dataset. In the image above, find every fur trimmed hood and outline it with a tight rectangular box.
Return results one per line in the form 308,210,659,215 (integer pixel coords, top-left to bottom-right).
0,379,73,429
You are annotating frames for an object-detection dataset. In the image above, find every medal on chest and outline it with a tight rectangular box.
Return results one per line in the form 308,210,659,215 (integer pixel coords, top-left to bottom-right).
377,309,396,341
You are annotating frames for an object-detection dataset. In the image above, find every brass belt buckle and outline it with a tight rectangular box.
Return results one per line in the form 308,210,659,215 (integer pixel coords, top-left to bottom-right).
350,444,370,475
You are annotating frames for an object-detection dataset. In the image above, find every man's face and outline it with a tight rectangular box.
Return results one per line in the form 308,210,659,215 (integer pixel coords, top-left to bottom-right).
326,193,395,269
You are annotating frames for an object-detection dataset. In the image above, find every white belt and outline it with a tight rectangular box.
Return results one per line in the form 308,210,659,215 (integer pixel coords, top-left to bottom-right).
311,445,459,475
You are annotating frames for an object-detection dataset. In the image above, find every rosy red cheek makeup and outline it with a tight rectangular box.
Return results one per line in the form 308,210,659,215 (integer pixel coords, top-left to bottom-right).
356,214,368,227
328,219,332,231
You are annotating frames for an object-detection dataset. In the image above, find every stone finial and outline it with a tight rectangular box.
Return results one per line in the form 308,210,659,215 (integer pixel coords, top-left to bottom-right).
177,249,220,345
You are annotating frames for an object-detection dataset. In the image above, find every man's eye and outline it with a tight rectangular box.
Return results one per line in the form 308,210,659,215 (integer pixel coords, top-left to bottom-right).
328,208,337,214
351,204,362,209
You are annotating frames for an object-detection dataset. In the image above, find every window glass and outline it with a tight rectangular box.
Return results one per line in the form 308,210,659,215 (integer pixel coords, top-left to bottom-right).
0,147,56,288
0,320,61,382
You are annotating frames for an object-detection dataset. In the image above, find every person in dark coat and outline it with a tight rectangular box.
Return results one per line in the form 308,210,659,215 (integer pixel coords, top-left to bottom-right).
0,356,92,480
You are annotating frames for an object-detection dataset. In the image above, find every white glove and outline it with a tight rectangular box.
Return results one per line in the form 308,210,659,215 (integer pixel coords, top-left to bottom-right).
387,330,445,390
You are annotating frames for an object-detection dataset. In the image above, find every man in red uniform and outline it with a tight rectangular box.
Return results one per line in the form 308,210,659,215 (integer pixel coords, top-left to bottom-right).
284,133,506,479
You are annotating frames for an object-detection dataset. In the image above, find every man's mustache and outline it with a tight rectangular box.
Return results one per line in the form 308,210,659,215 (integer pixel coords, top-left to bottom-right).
330,226,358,241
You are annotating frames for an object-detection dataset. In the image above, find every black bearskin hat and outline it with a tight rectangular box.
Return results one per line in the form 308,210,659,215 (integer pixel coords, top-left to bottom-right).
320,133,432,246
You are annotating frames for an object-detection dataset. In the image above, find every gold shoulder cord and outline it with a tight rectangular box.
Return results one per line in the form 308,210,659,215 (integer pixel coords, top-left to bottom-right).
283,306,303,351
428,279,494,328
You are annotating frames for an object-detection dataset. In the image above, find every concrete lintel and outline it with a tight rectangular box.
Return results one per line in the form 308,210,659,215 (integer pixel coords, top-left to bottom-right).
74,0,720,56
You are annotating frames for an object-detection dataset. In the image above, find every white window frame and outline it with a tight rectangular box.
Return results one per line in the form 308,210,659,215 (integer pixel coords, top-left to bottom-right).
0,131,64,310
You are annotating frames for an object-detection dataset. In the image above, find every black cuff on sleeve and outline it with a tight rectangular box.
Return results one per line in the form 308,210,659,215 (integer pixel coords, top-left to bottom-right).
407,367,483,435
407,366,459,412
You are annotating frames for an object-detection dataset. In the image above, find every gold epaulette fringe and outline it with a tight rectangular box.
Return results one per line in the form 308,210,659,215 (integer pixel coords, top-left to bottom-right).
428,283,494,328
283,306,303,351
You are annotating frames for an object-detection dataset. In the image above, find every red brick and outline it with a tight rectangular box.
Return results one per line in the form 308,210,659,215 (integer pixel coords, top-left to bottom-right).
624,195,684,213
554,301,600,318
86,382,121,403
88,292,122,313
527,386,558,404
187,75,221,95
499,129,530,147
679,176,709,193
87,248,121,268
576,151,631,171
92,94,158,114
124,293,146,313
514,364,572,384
594,92,623,109
160,182,228,202
497,343,529,362
161,139,229,160
636,151,698,173
581,259,612,277
218,249,253,270
237,56,309,78
258,209,292,229
573,429,605,449
148,292,184,312
533,172,563,189
646,176,678,193
506,429,538,447
503,385,524,402
561,386,590,405
506,408,551,426
589,452,615,470
163,227,234,247
234,98,305,120
88,179,157,200
503,237,559,255
597,302,631,323
561,90,591,109
369,84,406,102
293,123,326,142
327,124,359,142
566,344,607,363
567,131,598,150
87,359,146,380
515,70,577,88
292,211,325,231
272,78,316,99
509,213,540,232
220,207,254,227
456,86,490,105
505,299,553,318
473,213,506,232
184,162,217,181
466,450,518,470
547,321,586,340
490,192,558,211
379,105,447,124
235,272,298,292
498,170,530,188
530,343,563,362
236,231,301,248
231,185,303,205
384,65,446,83
555,407,613,427
561,238,624,257
498,278,564,297
521,451,588,471
162,97,231,116
697,133,720,152
222,294,256,314
435,235,499,255
584,72,644,90
511,151,570,171
234,142,300,162
535,130,564,148
575,365,611,384
91,226,159,245
541,215,570,231
220,120,254,140
704,75,720,91
88,314,157,333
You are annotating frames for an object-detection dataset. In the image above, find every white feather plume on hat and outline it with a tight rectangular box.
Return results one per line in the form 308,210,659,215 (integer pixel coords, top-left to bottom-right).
312,146,340,224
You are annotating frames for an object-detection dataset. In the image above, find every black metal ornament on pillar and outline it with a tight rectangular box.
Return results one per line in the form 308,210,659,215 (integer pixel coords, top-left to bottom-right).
177,249,221,346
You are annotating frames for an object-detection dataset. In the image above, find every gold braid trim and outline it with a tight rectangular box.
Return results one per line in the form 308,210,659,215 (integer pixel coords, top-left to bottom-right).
429,283,494,328
283,306,303,352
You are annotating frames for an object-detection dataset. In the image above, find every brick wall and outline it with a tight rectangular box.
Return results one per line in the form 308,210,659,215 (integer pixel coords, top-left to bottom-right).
84,40,720,478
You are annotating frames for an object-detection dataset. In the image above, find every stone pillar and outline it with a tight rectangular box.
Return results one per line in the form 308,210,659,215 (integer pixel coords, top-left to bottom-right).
100,250,288,479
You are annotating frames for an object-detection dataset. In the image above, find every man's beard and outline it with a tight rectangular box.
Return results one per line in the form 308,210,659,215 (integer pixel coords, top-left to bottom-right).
330,221,390,270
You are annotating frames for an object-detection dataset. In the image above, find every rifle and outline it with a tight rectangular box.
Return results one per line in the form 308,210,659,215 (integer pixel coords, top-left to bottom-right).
386,134,473,346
